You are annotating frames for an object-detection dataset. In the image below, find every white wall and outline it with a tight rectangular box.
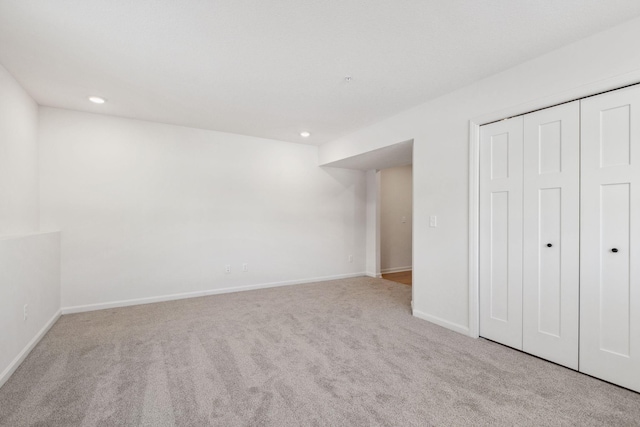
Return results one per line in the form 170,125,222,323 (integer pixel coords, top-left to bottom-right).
379,165,412,273
0,63,61,387
38,108,366,310
0,232,61,387
0,64,38,234
318,17,640,334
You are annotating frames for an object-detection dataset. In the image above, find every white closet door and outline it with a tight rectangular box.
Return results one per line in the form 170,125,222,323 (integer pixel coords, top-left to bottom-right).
522,101,580,369
581,85,640,392
479,117,523,349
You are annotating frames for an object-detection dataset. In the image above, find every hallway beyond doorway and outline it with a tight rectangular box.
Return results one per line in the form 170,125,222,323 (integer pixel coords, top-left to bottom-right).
382,270,412,285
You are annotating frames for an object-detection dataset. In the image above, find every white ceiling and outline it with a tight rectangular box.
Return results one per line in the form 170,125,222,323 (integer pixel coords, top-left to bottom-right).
1,1,640,146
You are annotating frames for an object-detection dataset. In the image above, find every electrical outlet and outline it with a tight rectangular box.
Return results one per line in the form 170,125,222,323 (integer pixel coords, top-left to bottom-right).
23,304,28,321
242,263,248,272
225,265,231,274
348,255,353,263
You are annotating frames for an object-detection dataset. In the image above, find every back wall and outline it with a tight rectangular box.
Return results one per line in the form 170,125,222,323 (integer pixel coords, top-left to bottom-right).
38,108,366,310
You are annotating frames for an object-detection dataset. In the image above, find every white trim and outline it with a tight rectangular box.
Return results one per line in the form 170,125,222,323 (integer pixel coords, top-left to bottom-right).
0,310,62,389
61,272,366,314
365,272,383,278
467,70,640,341
380,266,412,274
468,121,481,338
412,309,470,336
375,170,382,279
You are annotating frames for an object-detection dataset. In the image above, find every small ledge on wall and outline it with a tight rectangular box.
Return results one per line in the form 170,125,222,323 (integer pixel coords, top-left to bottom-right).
0,230,61,241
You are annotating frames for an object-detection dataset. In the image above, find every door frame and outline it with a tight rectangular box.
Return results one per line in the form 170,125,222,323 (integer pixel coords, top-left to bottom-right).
467,70,640,339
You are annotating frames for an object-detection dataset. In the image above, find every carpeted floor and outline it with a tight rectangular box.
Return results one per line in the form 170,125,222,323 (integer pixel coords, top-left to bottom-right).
1,277,639,426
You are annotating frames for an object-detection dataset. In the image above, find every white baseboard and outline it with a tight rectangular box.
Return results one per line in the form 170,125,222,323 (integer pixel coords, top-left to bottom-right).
0,309,62,389
365,271,382,278
380,266,412,274
412,309,470,336
61,272,366,314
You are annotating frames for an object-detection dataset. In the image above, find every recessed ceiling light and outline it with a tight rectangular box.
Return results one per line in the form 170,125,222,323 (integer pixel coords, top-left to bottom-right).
88,96,106,104
300,131,311,138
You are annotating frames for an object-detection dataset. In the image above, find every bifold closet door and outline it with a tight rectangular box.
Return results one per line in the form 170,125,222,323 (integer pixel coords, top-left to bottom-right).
581,85,640,393
522,101,580,370
479,116,523,349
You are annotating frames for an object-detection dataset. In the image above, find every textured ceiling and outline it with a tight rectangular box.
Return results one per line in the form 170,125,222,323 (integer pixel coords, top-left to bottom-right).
1,1,640,145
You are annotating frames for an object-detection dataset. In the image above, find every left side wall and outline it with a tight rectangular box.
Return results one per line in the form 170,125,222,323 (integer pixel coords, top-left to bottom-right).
0,64,61,388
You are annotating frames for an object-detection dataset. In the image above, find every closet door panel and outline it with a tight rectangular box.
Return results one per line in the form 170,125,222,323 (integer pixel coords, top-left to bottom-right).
599,184,631,356
537,188,561,336
479,117,523,349
522,101,580,369
581,85,640,392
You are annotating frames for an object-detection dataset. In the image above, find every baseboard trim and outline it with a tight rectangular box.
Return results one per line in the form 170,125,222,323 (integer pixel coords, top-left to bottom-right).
0,309,62,389
365,272,382,278
412,309,470,336
61,272,366,314
380,266,412,274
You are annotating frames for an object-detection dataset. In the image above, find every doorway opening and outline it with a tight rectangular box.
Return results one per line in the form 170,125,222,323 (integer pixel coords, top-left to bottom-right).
379,165,413,286
319,139,414,301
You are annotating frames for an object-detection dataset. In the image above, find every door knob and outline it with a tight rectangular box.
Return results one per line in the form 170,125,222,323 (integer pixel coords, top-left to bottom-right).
611,248,619,253
546,243,553,247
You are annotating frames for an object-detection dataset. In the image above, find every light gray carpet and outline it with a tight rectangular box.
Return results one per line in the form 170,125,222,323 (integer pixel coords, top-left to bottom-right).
0,277,639,426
